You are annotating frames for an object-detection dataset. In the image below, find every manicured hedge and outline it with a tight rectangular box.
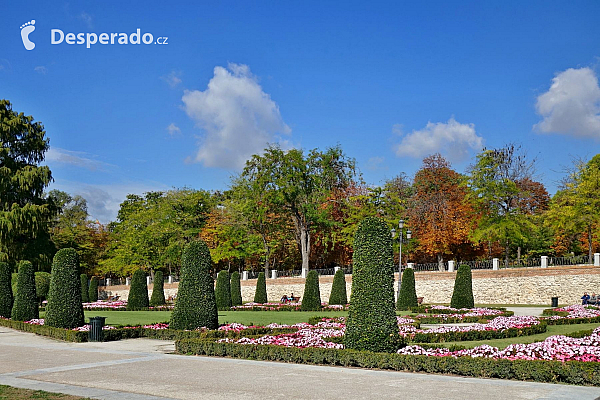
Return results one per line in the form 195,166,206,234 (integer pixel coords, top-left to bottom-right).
215,270,232,311
450,264,474,309
127,269,150,311
88,277,98,302
80,274,89,303
44,249,85,329
170,240,218,330
345,217,400,353
11,261,39,321
35,271,51,303
11,272,18,296
397,267,418,310
328,269,347,305
0,262,13,318
175,338,600,386
230,271,242,306
409,322,547,343
301,270,321,311
254,272,267,303
150,271,166,307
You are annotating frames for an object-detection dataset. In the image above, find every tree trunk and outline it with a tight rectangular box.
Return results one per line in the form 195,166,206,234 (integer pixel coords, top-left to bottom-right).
261,235,271,276
504,240,510,268
292,212,310,273
437,254,444,272
589,224,593,264
517,246,521,265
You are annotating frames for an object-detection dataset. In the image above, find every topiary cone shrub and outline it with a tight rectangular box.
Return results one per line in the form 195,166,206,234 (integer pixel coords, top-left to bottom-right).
88,277,98,302
150,270,166,307
35,271,51,304
0,262,13,318
11,272,18,297
80,274,89,303
301,270,322,311
396,267,418,310
230,271,242,306
127,269,149,310
450,264,475,309
170,240,218,330
215,270,232,311
328,269,348,305
345,217,401,353
11,261,39,321
45,249,84,328
253,272,267,303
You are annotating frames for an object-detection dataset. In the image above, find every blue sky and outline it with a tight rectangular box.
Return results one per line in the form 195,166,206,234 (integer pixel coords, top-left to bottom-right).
2,1,600,222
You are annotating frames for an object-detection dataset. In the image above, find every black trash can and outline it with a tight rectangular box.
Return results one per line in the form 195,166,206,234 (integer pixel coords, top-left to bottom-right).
551,297,559,308
89,316,106,342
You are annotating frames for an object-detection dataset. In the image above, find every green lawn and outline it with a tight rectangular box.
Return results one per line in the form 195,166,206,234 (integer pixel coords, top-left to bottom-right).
0,384,89,400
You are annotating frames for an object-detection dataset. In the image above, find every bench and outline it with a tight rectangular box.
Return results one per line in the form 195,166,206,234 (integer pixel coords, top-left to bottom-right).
417,297,424,305
281,296,300,304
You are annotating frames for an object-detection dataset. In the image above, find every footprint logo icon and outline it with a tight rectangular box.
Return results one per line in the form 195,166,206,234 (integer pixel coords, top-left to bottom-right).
20,20,36,50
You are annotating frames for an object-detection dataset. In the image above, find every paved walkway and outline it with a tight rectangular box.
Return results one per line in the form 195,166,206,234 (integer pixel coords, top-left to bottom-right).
2,326,600,399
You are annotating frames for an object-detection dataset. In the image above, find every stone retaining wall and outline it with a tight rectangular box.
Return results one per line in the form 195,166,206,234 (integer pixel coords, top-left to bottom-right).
99,265,600,305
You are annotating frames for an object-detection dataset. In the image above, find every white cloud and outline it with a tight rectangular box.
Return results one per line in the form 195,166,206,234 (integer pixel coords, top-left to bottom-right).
394,117,483,162
34,66,47,75
46,147,111,171
182,63,291,169
161,70,182,88
167,123,181,135
78,11,93,28
366,156,386,171
534,67,600,138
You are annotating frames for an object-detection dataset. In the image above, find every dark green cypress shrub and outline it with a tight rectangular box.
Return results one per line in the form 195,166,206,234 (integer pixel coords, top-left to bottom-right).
450,264,475,309
397,267,418,310
44,249,84,328
344,217,400,353
11,261,39,321
230,271,242,306
0,262,13,318
301,270,322,311
215,270,232,310
127,269,149,310
253,272,267,303
170,240,218,330
35,271,51,303
150,271,166,306
80,274,89,303
328,269,348,305
11,272,18,296
88,277,98,302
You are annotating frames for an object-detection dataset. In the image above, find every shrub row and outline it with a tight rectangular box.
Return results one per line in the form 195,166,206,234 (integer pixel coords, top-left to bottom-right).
413,311,514,325
175,338,600,386
544,315,600,326
409,306,509,315
409,322,547,343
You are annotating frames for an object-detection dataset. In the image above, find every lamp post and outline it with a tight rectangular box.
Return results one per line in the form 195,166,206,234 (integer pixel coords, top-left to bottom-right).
392,220,412,301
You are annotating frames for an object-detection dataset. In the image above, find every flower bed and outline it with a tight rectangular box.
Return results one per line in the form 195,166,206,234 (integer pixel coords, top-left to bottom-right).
229,302,348,311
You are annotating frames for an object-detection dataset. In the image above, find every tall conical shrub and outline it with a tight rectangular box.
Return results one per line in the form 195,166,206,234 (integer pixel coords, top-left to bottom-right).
88,277,98,302
127,269,149,310
11,272,18,296
328,269,348,305
397,267,418,310
80,274,89,303
301,270,321,310
45,249,84,328
253,272,267,303
345,217,401,353
230,271,242,306
215,270,232,310
450,264,474,309
11,261,39,321
150,270,166,306
170,240,218,330
35,271,51,303
0,262,13,318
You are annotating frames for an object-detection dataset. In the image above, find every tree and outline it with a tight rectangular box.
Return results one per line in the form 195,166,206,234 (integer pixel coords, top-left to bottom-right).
345,217,400,353
215,270,232,311
0,262,12,318
328,269,347,305
45,249,84,328
127,269,149,310
253,272,267,303
450,265,475,309
0,100,55,269
35,271,51,303
230,271,242,306
170,240,218,330
397,267,418,310
88,277,98,302
80,274,89,303
150,270,166,307
301,270,321,311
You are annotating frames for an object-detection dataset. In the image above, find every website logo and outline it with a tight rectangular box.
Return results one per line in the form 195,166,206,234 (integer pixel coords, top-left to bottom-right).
20,20,36,50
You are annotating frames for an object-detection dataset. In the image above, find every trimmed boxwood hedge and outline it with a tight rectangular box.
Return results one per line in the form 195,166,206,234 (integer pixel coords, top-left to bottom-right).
0,261,13,318
410,322,547,343
253,272,267,303
35,271,51,303
11,261,39,321
215,270,232,311
44,249,85,329
301,270,322,311
150,270,166,307
11,272,18,297
170,240,218,330
230,271,242,306
88,276,98,302
328,269,347,305
397,267,418,310
80,274,89,303
450,264,474,309
345,217,401,353
127,269,150,310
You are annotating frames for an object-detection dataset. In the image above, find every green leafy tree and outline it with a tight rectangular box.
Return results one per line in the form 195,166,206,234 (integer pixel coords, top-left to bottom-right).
215,270,232,310
35,271,51,303
450,265,475,309
80,273,89,303
11,261,39,321
328,269,347,305
88,277,98,302
0,262,13,318
170,240,218,330
301,270,321,311
397,267,418,310
230,271,242,306
45,249,84,328
127,269,149,310
253,272,267,303
345,217,401,353
150,270,166,306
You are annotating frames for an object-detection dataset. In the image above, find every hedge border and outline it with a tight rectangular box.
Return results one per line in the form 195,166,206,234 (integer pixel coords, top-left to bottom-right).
409,322,547,343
